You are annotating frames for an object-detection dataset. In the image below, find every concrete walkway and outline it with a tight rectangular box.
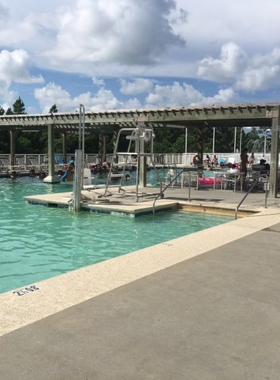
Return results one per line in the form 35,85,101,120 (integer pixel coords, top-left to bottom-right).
1,189,280,379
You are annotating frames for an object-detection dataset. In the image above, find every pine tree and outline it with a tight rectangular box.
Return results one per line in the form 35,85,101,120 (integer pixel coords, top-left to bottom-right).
13,97,26,114
6,108,14,115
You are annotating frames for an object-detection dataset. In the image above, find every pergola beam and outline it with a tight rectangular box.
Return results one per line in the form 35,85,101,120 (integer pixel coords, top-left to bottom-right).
0,103,278,131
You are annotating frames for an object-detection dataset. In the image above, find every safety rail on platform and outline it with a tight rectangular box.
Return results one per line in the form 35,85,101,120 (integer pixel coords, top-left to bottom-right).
235,174,269,220
152,167,203,214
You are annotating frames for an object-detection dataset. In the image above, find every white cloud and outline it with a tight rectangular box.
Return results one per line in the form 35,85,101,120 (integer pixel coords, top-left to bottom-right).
0,82,19,109
235,66,280,92
44,0,185,67
34,83,77,113
200,88,239,106
34,82,141,113
0,3,8,18
0,49,44,84
2,0,280,110
197,43,247,83
144,82,239,108
120,78,154,95
0,15,37,45
235,47,280,92
0,49,44,107
92,77,105,87
197,43,280,93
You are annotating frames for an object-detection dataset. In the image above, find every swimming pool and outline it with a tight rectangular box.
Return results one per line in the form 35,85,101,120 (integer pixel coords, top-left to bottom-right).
0,177,232,294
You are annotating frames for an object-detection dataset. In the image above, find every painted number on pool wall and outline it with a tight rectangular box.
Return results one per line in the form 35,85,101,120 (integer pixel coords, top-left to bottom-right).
13,285,40,296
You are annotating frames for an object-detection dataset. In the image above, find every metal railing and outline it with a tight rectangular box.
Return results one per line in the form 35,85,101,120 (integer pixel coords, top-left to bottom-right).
152,168,199,214
235,174,268,219
1,152,279,171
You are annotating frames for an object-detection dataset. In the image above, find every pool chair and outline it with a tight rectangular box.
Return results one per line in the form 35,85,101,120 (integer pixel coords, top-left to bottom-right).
219,157,227,166
221,172,243,192
165,168,178,187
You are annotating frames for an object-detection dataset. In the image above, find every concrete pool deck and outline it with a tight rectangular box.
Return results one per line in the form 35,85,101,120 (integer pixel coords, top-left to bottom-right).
1,187,280,379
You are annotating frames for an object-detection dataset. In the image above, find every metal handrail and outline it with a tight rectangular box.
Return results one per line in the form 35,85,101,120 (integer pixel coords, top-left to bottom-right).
234,174,268,219
152,169,193,214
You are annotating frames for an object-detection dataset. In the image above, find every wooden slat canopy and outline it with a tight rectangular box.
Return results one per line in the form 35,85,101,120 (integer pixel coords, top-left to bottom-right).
0,102,279,132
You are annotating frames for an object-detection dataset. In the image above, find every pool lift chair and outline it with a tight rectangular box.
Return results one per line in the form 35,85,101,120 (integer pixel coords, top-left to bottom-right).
101,125,164,202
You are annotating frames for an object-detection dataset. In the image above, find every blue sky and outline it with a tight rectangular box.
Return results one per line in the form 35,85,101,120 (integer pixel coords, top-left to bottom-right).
1,0,280,114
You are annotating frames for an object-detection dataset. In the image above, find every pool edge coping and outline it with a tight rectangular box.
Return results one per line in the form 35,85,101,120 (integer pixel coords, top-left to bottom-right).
1,207,280,338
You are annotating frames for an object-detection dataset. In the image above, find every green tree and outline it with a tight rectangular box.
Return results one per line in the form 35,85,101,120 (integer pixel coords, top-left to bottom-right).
13,97,26,114
49,104,58,114
0,106,5,115
5,107,13,115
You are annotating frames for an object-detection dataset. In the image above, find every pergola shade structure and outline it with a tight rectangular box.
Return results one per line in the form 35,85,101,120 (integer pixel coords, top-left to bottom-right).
0,102,279,196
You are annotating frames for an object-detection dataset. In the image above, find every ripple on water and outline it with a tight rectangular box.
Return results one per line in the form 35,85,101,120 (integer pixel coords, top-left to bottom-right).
0,177,232,294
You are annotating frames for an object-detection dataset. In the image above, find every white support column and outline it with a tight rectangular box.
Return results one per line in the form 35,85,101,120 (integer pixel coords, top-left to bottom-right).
234,127,237,153
139,135,146,187
44,124,60,183
268,113,280,198
9,129,16,168
185,127,188,153
73,149,83,212
62,131,67,164
212,127,216,154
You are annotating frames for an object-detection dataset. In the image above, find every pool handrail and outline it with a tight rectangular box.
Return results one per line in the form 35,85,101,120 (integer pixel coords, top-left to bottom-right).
152,167,202,213
235,174,268,219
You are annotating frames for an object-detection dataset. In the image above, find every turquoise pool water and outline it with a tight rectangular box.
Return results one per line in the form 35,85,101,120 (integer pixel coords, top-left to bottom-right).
0,176,231,294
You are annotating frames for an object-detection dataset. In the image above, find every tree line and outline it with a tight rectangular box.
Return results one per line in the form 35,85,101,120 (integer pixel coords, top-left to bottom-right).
0,97,266,155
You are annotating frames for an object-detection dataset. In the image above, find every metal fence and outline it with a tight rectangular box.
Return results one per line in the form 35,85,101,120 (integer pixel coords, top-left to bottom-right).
0,152,277,172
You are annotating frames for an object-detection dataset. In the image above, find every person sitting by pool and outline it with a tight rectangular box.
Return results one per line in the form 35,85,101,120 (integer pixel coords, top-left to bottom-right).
204,154,211,166
249,153,255,167
259,159,270,174
212,155,218,167
192,154,199,166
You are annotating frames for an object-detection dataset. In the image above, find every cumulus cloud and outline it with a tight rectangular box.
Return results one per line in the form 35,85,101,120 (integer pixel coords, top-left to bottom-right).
3,0,280,110
197,43,280,93
92,77,105,87
34,83,74,113
120,78,154,95
33,79,240,113
44,0,186,66
235,46,280,91
34,82,141,113
0,81,18,109
0,49,44,84
0,15,38,45
144,82,239,108
197,43,247,83
0,49,44,107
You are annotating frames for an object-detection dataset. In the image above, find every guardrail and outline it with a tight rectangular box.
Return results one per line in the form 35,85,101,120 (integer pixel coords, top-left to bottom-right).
234,174,268,219
0,152,278,172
